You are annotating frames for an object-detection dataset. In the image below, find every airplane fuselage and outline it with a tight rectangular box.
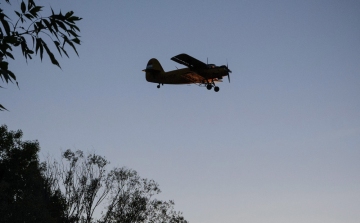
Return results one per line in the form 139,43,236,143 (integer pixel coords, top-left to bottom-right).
146,67,229,85
146,68,192,84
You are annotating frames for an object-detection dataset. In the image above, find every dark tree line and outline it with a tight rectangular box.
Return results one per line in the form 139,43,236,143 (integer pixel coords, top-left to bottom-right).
0,125,188,223
0,125,66,222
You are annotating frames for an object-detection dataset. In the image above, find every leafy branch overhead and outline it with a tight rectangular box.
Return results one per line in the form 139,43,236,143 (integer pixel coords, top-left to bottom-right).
0,0,82,111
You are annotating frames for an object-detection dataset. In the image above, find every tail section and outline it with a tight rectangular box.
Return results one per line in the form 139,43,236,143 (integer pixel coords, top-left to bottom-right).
143,58,164,82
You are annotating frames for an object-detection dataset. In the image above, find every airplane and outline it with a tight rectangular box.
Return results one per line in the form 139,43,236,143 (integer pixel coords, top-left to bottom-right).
143,53,232,92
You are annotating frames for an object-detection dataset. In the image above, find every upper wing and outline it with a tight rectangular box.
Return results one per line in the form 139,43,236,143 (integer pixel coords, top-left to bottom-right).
171,53,207,69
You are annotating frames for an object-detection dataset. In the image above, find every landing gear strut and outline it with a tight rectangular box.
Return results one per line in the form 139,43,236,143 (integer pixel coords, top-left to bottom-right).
157,83,163,88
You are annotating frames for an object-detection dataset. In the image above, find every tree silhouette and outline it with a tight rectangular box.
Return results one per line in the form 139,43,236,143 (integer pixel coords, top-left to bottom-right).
0,125,67,222
0,0,81,111
1,125,188,223
45,149,188,223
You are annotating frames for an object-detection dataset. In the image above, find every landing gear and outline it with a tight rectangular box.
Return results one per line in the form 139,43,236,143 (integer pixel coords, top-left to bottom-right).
157,83,163,88
205,81,220,92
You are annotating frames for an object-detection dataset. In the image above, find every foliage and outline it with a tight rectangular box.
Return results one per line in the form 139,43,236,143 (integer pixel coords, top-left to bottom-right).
0,124,188,223
45,149,188,223
0,124,66,222
0,0,82,111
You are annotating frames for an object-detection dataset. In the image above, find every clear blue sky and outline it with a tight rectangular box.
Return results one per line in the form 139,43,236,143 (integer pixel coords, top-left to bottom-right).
2,1,360,222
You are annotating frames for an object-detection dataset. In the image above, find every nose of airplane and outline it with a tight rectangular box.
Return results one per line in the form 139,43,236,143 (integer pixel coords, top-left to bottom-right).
220,64,231,83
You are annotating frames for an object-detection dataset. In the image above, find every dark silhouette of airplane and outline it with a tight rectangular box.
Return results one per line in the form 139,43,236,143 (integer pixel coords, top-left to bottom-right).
143,53,232,92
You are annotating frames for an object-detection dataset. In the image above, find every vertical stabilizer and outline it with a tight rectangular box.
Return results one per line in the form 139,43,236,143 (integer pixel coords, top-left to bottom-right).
143,58,164,82
144,58,164,72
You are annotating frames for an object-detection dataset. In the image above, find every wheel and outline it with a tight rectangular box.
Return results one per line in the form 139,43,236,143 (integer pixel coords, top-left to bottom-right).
157,84,160,88
206,84,212,90
214,86,220,92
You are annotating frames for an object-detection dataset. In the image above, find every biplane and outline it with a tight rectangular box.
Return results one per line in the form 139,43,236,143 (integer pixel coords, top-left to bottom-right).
143,53,231,92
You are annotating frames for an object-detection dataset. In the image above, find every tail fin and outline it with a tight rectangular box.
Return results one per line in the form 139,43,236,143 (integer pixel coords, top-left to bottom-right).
143,58,164,73
143,58,164,83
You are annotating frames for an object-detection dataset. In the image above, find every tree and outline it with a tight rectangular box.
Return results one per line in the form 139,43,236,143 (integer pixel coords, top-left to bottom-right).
0,0,82,111
0,125,67,222
45,149,188,223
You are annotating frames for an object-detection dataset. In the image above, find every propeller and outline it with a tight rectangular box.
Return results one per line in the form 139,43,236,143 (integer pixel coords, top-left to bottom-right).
226,61,231,83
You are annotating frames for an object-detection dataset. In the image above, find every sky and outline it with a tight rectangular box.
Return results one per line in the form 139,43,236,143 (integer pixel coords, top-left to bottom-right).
2,0,360,222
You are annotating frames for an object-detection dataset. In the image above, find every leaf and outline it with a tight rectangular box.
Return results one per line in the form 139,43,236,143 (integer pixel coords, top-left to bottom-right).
0,61,9,70
31,36,35,47
55,20,67,31
15,11,21,18
72,38,80,45
36,21,44,30
68,30,79,37
20,37,28,57
0,18,11,36
1,42,12,52
42,19,53,33
61,46,69,58
39,41,44,60
5,52,14,60
68,16,82,23
29,6,42,17
35,38,42,59
53,40,62,56
51,19,59,32
28,0,36,11
0,104,9,111
65,11,74,19
72,25,80,32
63,36,79,56
42,41,61,68
3,36,18,44
24,13,34,20
0,66,16,84
21,1,26,13
6,69,16,81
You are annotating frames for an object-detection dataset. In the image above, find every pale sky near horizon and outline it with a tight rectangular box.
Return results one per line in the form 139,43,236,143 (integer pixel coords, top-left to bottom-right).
2,1,360,222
